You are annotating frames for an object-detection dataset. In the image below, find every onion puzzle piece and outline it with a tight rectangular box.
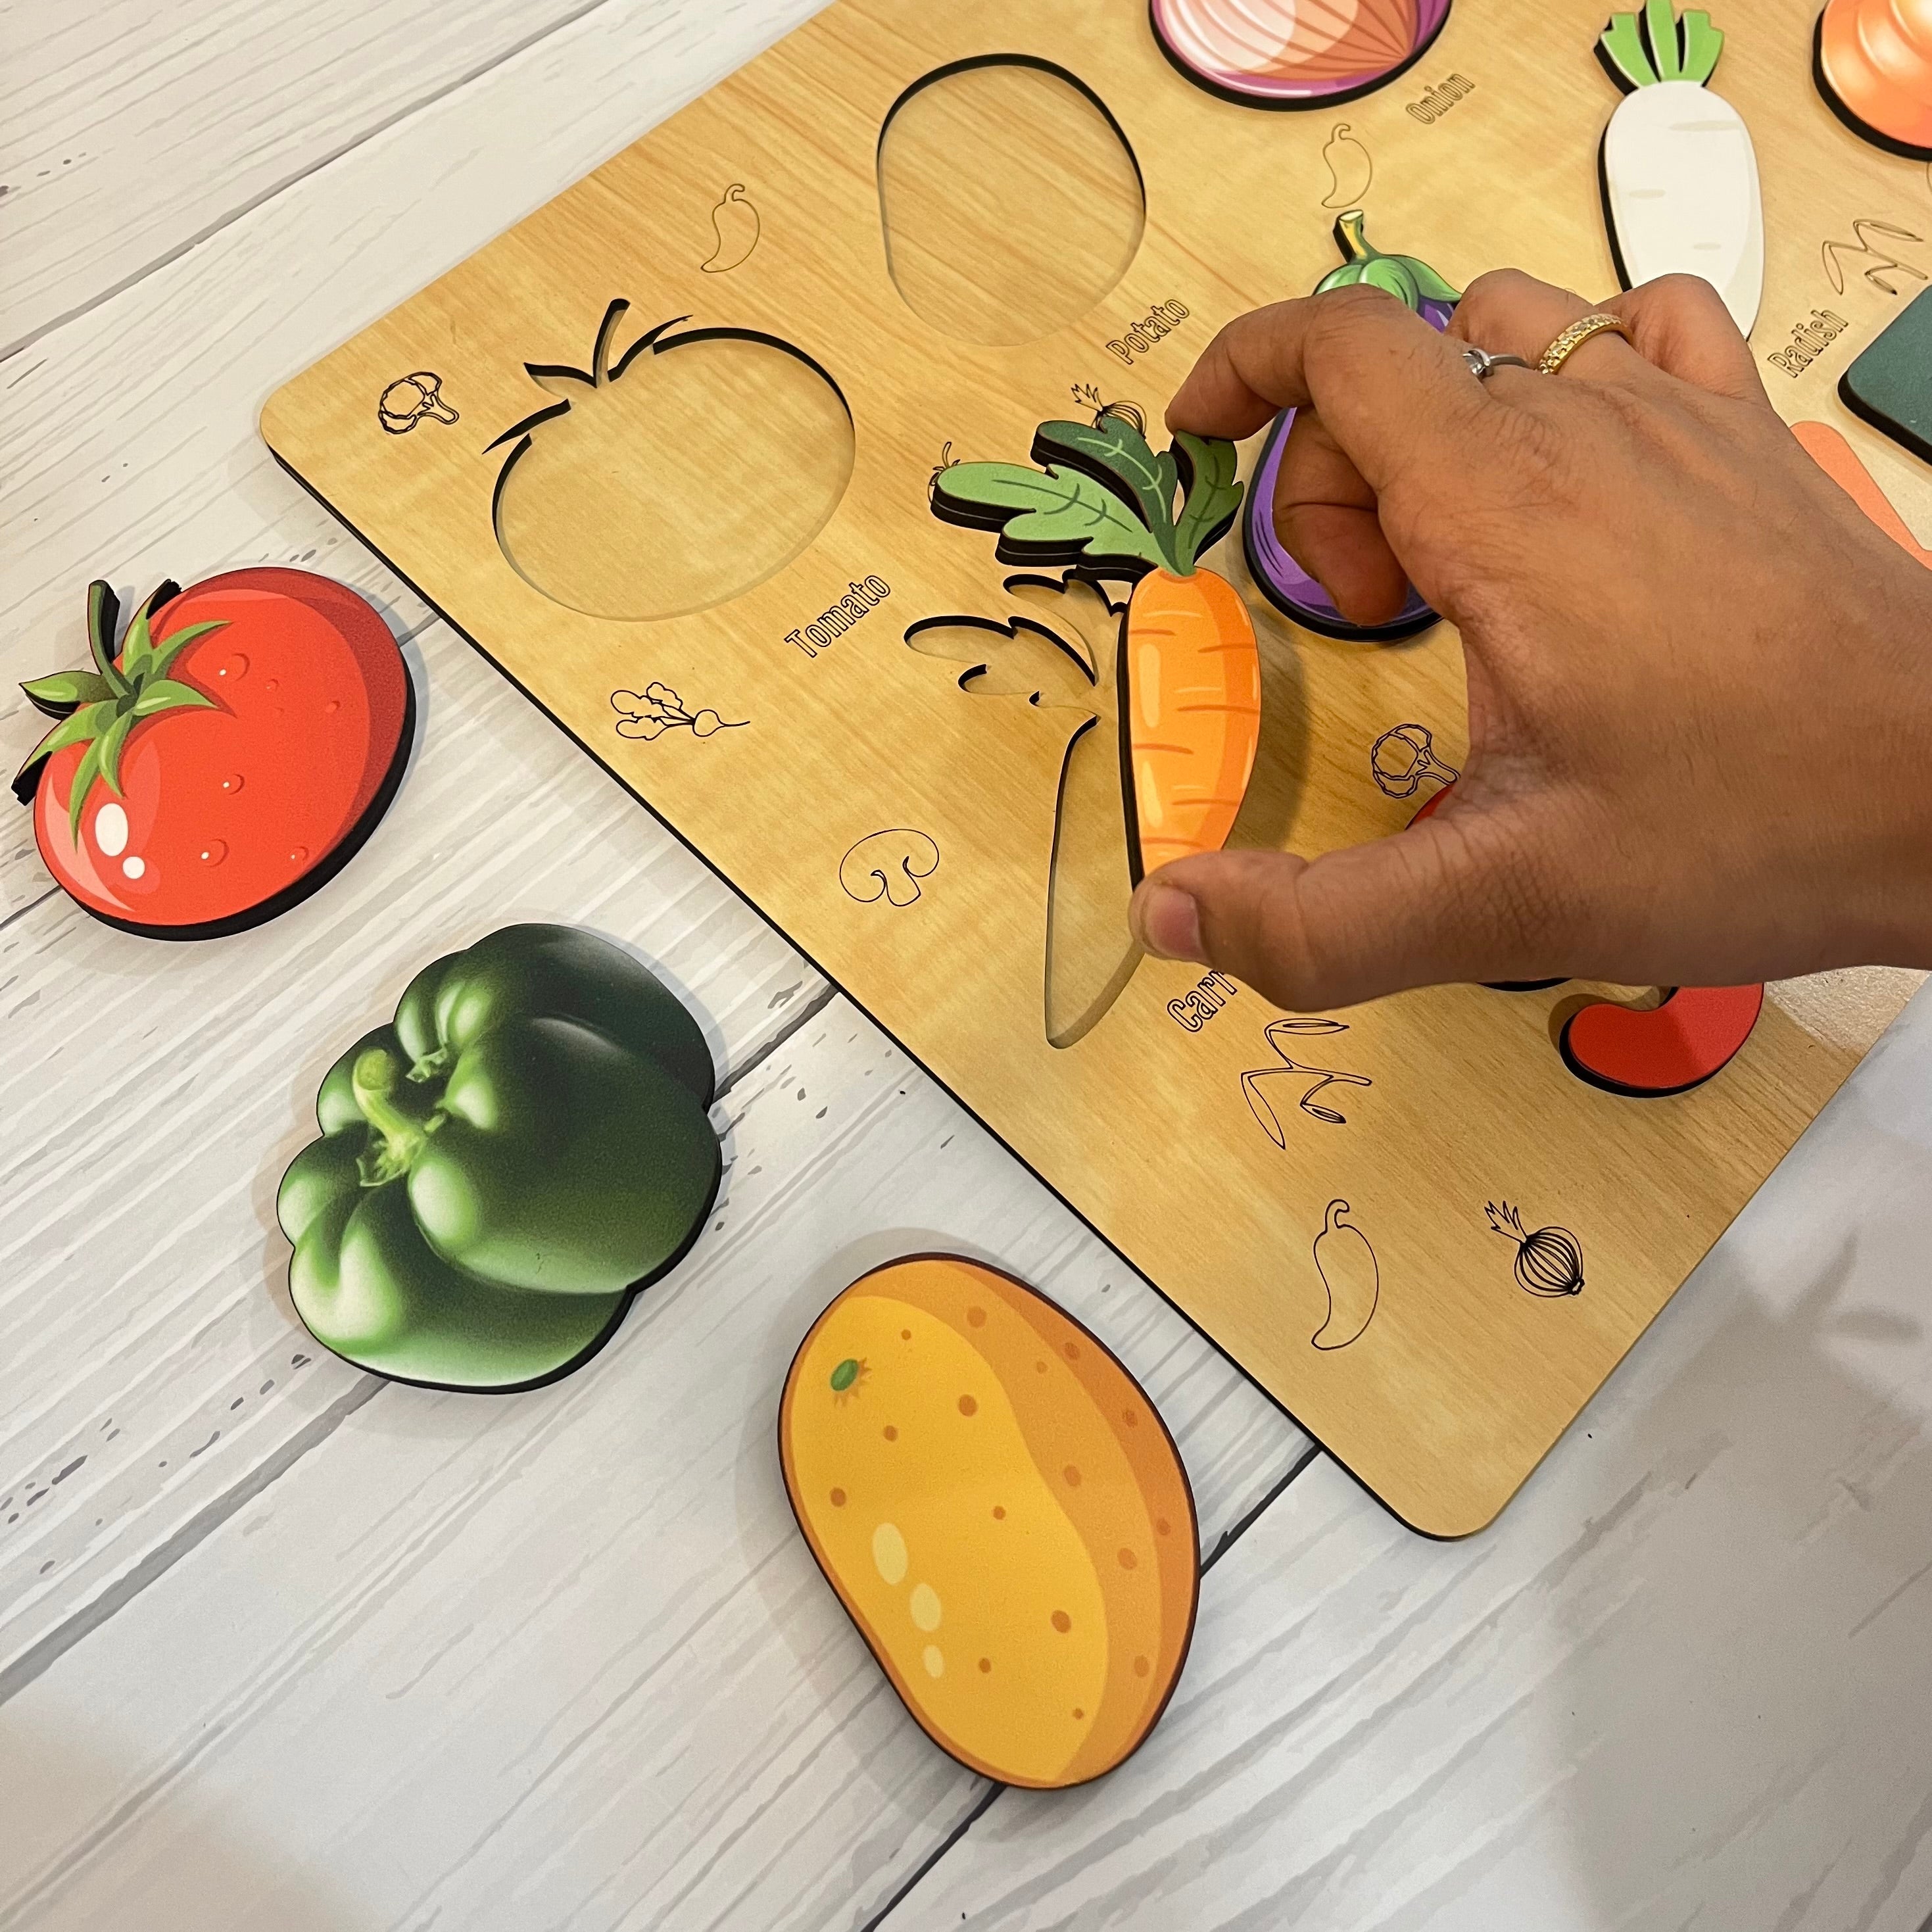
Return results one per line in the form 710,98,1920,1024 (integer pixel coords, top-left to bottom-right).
1245,210,1457,641
13,570,410,940
1815,0,1932,160
780,1256,1198,1789
1597,3,1764,335
1150,0,1453,109
277,924,721,1392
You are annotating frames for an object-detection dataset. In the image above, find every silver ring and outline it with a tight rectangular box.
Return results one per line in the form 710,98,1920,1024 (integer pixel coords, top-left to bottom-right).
1462,346,1536,381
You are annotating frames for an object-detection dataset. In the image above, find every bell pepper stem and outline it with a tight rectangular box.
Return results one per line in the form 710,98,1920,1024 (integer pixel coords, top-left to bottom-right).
353,1047,435,1187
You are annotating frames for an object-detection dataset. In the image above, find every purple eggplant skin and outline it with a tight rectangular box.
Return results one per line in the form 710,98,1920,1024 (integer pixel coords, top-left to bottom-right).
1244,294,1454,642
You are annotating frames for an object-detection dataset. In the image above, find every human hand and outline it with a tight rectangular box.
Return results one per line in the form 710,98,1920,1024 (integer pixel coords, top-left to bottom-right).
1132,270,1932,1009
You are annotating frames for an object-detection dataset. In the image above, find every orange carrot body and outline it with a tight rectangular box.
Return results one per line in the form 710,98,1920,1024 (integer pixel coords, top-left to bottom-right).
1122,568,1261,877
1793,420,1932,566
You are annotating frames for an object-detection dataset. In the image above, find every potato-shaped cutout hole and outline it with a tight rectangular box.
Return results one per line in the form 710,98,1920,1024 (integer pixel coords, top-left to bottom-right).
493,306,854,621
879,59,1146,345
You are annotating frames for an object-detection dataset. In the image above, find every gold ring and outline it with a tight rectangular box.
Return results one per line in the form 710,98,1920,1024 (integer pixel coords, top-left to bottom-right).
1538,312,1633,375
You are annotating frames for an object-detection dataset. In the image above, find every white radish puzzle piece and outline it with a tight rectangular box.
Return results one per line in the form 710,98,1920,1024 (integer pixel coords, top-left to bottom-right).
1597,2,1763,337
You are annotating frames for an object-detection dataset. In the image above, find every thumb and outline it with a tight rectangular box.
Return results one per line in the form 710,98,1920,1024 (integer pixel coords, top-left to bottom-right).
1128,818,1541,1010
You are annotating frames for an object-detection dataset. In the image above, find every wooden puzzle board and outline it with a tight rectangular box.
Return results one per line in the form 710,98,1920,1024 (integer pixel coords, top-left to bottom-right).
261,0,1930,1537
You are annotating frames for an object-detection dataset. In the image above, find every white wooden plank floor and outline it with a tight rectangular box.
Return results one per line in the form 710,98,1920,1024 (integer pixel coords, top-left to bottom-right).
1,4,1929,1929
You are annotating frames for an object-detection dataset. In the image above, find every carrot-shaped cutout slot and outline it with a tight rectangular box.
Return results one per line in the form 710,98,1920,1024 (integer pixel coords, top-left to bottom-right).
928,401,1260,884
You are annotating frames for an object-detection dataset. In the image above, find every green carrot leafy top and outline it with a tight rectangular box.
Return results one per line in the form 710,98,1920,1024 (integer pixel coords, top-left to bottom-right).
1599,1,1724,91
930,406,1242,579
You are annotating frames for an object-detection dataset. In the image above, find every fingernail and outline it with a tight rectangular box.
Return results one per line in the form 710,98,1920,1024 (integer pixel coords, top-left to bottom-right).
1135,883,1205,963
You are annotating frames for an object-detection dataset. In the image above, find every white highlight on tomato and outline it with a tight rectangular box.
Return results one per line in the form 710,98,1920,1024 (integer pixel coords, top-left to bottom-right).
1603,80,1763,335
94,801,128,856
121,856,145,880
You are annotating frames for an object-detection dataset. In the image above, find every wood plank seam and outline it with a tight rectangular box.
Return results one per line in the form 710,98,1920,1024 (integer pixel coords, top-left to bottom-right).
0,0,630,369
0,885,60,939
856,1440,1330,1931
0,1378,381,1710
0,972,838,1713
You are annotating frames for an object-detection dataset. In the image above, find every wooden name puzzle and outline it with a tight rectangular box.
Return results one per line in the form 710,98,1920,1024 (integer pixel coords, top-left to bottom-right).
262,0,1930,1535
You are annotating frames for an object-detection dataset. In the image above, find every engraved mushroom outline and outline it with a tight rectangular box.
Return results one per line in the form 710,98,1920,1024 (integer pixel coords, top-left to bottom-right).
840,829,941,907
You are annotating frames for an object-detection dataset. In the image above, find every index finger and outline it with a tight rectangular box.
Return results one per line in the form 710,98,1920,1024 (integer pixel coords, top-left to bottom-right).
1165,284,1489,489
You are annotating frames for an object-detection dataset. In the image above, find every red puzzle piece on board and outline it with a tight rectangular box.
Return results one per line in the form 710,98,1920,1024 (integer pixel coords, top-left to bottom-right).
1558,982,1765,1098
1409,785,1763,1097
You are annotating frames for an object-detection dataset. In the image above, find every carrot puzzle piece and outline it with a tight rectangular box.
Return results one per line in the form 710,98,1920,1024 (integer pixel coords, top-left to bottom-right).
779,1256,1198,1790
1815,0,1932,160
929,403,1260,882
1793,418,1932,563
1597,3,1763,336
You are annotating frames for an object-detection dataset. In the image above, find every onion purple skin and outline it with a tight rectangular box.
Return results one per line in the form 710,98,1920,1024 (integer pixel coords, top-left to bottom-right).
1243,295,1453,642
1149,0,1455,110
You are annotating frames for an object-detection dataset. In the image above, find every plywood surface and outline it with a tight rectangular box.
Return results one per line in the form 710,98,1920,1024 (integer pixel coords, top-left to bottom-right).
260,0,1932,1535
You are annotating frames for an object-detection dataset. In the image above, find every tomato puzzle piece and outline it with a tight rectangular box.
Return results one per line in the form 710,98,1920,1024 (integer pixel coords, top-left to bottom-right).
14,569,410,940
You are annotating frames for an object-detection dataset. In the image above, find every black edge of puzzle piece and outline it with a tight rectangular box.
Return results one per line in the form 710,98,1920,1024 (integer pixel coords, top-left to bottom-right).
1839,287,1932,468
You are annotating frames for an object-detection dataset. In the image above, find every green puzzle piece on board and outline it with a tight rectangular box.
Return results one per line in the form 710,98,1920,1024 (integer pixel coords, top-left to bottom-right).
1841,288,1932,468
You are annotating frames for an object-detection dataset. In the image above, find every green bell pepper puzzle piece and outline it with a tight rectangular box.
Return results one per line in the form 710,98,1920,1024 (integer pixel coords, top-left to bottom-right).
278,924,722,1391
